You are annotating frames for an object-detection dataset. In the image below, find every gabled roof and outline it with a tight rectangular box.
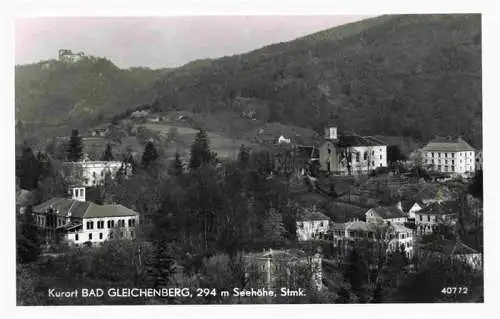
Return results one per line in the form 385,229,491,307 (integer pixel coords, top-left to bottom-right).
422,240,479,256
33,198,138,218
297,207,329,221
363,136,387,145
345,221,377,232
335,134,383,148
401,200,425,212
421,137,475,152
369,206,406,219
417,201,460,216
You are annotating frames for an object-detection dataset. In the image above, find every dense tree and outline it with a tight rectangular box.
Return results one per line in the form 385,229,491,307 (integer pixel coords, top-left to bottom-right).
66,129,83,162
16,209,41,264
344,248,369,302
141,141,159,168
237,144,250,169
387,145,407,163
468,169,483,200
169,152,184,176
189,129,216,169
101,143,114,161
16,145,41,190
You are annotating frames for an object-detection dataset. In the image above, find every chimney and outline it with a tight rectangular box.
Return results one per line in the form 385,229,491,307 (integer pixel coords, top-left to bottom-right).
324,126,338,140
70,187,86,202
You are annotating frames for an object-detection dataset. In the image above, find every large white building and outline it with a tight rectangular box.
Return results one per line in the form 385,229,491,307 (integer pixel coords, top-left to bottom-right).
63,160,129,187
319,126,387,175
421,137,476,176
32,187,139,247
331,220,414,259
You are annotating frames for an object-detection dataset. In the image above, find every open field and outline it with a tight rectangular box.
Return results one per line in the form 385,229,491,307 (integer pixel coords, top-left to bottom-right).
140,122,259,160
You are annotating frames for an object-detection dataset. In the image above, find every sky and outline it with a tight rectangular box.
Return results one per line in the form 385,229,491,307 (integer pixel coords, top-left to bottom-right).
15,15,371,69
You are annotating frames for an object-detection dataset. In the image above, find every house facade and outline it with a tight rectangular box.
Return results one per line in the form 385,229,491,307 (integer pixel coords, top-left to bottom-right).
419,240,482,271
421,137,476,176
319,127,387,175
414,201,458,235
330,220,414,259
296,206,330,241
32,187,139,247
365,206,408,225
243,249,323,291
63,160,128,187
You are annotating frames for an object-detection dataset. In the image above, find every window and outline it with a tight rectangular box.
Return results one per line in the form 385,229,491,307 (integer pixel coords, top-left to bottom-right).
432,152,435,157
372,161,375,166
419,215,423,221
97,221,104,229
99,233,103,239
356,152,360,162
120,231,124,238
427,215,431,222
327,148,331,155
101,171,104,177
319,222,324,227
75,233,79,241
380,155,382,160
109,232,114,239
92,172,96,178
107,220,115,228
363,152,368,160
372,150,375,156
86,221,94,230
89,233,93,240
130,231,134,238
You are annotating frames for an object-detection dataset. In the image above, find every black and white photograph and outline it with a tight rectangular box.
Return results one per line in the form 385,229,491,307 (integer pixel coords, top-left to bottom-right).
5,0,499,317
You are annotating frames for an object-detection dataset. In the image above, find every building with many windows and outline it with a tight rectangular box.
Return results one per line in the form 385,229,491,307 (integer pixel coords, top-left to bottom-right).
63,160,130,187
421,137,476,177
32,187,139,247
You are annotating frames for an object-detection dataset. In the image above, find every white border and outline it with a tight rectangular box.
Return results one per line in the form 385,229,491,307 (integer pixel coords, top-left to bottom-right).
3,1,499,319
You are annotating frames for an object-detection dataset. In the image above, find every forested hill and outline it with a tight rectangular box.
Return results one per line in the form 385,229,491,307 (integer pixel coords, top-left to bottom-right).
15,57,169,124
151,14,482,147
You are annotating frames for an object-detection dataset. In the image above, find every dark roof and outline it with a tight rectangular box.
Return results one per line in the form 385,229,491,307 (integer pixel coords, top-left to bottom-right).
334,134,386,148
422,240,479,256
297,207,329,221
371,206,406,219
33,198,138,218
417,201,460,216
364,136,387,145
401,200,425,212
421,137,475,152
